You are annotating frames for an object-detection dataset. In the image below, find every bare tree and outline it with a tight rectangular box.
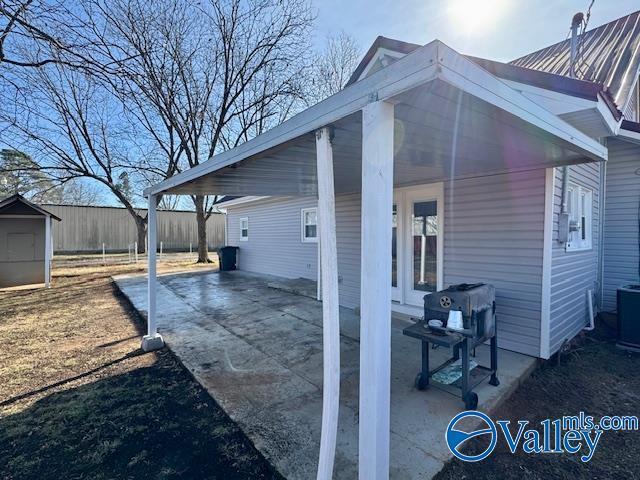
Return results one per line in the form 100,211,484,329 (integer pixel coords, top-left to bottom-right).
90,0,312,262
305,31,361,106
0,0,114,73
2,0,313,262
3,62,153,249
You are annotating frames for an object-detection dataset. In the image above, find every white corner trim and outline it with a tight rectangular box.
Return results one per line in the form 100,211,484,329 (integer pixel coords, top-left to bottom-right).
540,167,555,359
44,216,51,288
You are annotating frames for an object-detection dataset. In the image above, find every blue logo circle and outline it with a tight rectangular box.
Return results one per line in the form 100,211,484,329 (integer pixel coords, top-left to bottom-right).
445,410,497,462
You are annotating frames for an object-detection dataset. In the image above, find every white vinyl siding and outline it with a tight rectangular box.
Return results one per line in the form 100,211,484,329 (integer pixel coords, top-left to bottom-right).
225,170,549,357
549,163,600,355
603,138,640,312
228,197,318,281
443,170,546,357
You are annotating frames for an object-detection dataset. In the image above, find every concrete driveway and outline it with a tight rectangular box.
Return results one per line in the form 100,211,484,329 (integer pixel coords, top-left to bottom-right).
115,270,535,479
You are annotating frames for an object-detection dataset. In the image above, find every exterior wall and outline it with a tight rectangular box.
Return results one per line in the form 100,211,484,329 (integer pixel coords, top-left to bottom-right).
0,217,46,287
44,205,225,253
548,163,601,355
443,170,546,357
602,138,640,311
226,169,549,357
227,197,319,282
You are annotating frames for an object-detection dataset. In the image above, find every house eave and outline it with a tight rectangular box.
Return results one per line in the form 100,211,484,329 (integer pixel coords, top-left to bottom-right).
145,40,607,198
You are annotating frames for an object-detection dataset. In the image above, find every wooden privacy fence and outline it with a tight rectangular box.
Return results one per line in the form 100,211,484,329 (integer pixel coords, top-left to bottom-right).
44,204,225,253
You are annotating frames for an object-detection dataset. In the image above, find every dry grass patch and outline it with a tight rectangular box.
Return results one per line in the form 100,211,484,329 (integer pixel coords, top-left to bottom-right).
0,255,282,480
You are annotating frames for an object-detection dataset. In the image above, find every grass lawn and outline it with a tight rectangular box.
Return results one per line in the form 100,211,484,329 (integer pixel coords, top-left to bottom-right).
0,254,283,480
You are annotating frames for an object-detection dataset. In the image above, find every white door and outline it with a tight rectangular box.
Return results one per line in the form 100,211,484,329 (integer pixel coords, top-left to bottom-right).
396,184,444,307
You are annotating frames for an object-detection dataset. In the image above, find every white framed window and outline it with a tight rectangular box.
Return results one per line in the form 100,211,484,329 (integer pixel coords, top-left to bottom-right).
301,208,318,243
239,217,249,241
566,183,592,251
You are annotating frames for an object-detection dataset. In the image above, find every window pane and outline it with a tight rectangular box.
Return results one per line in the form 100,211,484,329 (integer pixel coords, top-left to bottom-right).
305,210,317,226
413,201,437,293
305,225,317,238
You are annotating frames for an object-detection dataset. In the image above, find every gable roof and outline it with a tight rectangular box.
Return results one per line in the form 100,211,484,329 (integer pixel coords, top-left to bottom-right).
346,36,619,117
0,193,62,220
511,10,640,109
345,36,420,87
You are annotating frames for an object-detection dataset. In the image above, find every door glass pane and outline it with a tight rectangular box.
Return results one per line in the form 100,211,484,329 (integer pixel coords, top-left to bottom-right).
412,200,437,293
391,204,398,287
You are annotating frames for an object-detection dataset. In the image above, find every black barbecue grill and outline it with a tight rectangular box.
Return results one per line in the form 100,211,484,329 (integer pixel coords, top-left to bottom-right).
402,283,500,409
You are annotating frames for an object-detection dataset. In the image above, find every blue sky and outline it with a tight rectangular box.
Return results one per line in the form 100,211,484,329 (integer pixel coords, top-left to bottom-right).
312,0,638,62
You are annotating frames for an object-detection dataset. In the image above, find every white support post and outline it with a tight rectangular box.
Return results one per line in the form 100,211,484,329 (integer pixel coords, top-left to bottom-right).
142,194,164,352
44,216,51,288
134,241,139,264
102,243,106,265
160,241,163,259
315,126,340,480
359,100,394,480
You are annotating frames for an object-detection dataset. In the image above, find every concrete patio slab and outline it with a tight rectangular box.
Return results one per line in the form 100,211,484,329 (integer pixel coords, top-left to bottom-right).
114,270,536,479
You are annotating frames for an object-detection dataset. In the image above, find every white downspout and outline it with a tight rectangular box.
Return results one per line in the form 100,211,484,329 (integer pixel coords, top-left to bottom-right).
584,289,596,331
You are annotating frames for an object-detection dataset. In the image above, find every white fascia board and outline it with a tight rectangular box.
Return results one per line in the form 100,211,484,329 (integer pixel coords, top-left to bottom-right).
215,196,270,208
502,79,598,115
145,40,607,197
436,43,608,161
596,94,621,136
505,79,620,136
618,126,640,144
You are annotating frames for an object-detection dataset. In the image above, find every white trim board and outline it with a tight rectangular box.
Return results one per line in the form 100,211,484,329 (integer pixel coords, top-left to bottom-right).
540,167,555,359
216,196,270,208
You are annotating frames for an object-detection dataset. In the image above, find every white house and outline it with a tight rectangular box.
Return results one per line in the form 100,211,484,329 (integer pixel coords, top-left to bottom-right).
141,11,640,480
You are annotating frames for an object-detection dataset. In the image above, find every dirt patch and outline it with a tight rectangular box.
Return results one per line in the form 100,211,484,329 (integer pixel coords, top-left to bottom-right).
434,321,640,480
0,256,283,480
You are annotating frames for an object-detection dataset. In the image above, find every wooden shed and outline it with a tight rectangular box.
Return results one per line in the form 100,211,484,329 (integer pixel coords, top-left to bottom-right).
0,194,60,289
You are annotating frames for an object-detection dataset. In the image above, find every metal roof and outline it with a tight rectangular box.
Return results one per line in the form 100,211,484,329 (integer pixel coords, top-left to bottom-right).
511,10,640,109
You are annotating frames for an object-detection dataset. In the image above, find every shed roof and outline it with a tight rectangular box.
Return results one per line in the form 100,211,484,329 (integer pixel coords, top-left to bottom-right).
511,10,640,108
0,194,62,220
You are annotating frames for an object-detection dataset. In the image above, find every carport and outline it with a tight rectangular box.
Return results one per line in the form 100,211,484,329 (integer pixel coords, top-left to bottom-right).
141,40,606,479
0,194,60,289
